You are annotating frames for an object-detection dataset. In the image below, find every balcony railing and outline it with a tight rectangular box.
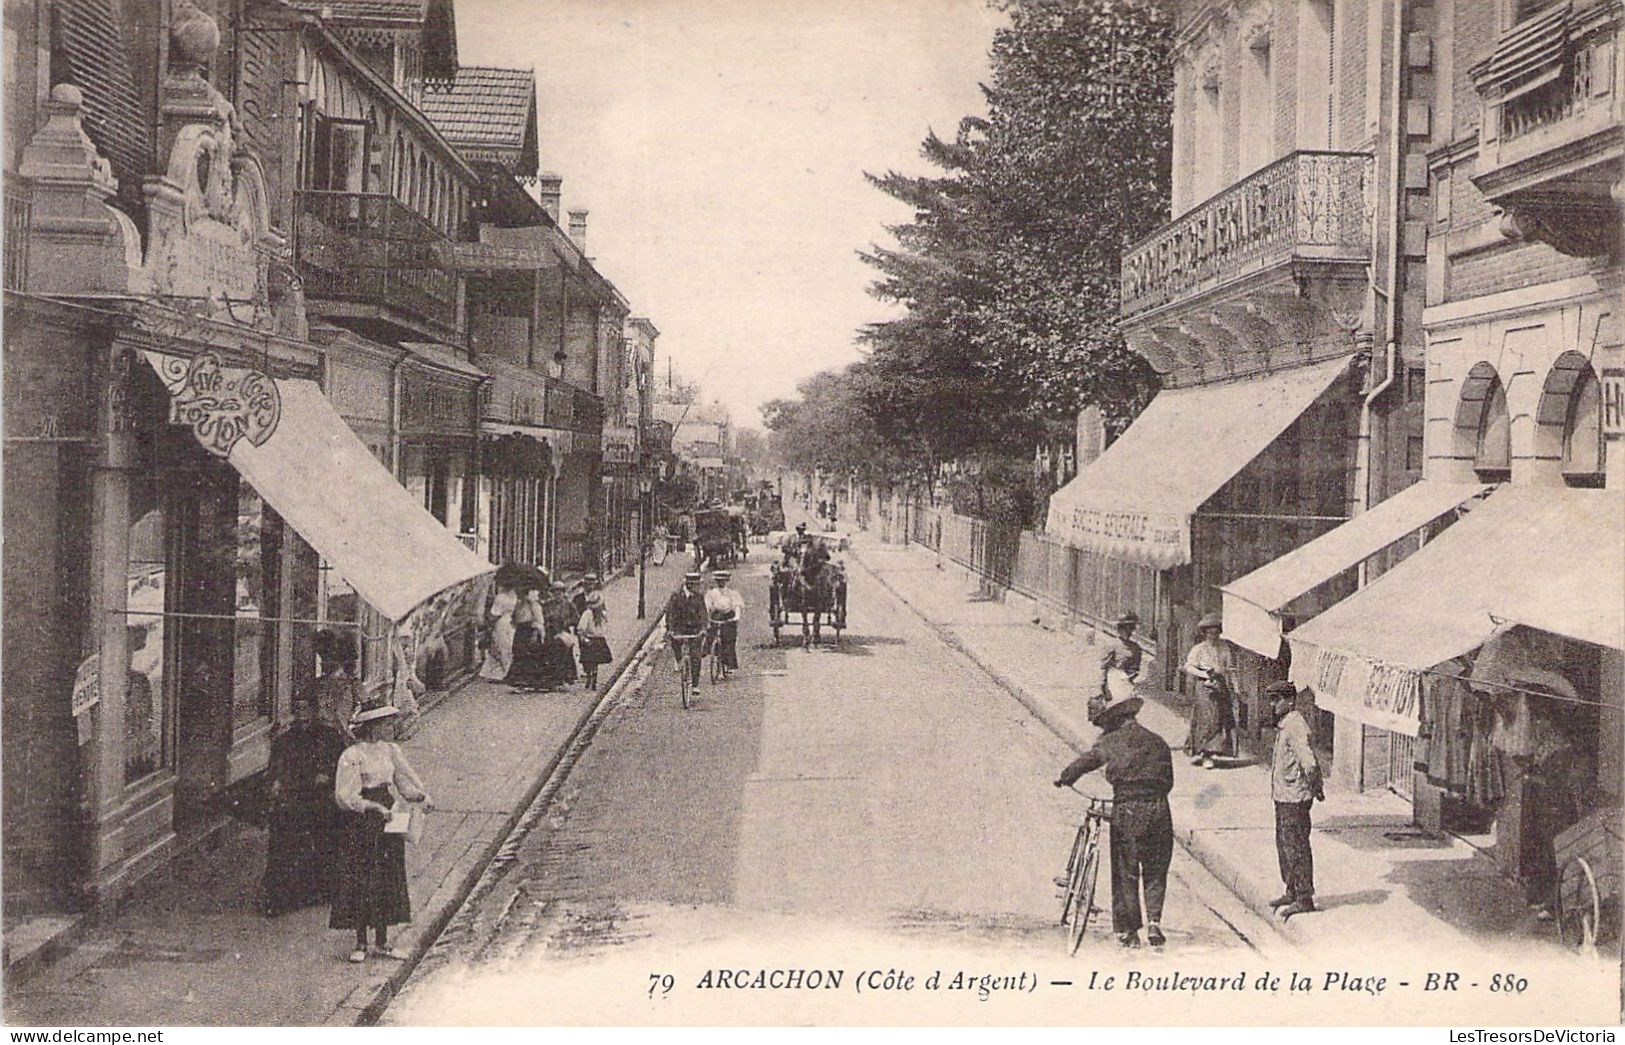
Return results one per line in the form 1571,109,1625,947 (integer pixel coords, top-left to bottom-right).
295,190,459,334
1120,151,1373,320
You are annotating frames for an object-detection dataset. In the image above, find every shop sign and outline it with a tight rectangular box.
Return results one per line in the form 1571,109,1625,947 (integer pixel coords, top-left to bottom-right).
1050,505,1191,570
72,654,99,746
147,351,281,458
1602,369,1625,435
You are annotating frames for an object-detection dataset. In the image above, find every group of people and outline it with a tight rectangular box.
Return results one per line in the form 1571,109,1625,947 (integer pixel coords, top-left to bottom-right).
261,636,434,964
478,573,615,692
1055,610,1324,949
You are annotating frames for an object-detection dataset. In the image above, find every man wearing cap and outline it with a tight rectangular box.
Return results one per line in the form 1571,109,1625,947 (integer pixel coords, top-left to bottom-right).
704,570,746,676
1183,613,1237,768
1097,611,1149,697
1266,682,1323,920
666,572,709,689
1054,672,1176,948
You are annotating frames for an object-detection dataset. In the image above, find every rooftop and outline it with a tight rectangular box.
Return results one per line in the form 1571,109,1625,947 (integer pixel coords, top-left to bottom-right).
419,66,538,174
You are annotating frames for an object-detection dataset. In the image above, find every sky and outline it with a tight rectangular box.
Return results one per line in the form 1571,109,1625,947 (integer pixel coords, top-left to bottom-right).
454,0,1000,427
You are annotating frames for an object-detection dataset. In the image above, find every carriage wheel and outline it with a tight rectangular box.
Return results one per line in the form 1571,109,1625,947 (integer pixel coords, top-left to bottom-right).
1558,857,1601,952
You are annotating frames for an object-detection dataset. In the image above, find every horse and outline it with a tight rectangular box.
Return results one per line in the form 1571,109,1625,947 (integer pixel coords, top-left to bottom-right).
786,558,846,648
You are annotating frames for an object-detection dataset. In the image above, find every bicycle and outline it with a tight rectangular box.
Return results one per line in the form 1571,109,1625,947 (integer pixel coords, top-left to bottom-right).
1057,792,1113,956
668,631,704,709
708,617,738,685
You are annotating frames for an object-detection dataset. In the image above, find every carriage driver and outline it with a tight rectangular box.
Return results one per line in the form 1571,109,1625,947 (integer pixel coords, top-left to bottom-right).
1054,671,1175,950
704,570,745,677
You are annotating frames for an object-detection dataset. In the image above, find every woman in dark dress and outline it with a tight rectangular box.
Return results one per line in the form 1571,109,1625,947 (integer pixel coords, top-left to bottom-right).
260,690,346,916
538,581,579,689
330,701,431,962
504,590,550,691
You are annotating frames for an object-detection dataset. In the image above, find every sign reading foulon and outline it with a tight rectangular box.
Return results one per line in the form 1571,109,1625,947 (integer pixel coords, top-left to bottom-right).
145,351,281,458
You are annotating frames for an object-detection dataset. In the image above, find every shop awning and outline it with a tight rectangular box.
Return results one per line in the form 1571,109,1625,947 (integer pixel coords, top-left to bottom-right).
145,352,494,621
1287,486,1625,735
1220,480,1489,657
1045,355,1354,568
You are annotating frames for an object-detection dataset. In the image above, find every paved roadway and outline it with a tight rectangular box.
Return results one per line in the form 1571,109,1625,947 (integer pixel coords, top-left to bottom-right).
387,539,1281,1025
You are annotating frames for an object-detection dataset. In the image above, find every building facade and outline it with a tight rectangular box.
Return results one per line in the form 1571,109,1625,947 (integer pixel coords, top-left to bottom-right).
1052,0,1423,786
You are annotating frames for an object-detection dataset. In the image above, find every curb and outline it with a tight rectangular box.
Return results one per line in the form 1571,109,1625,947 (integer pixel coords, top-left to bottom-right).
330,577,684,1027
848,540,1304,948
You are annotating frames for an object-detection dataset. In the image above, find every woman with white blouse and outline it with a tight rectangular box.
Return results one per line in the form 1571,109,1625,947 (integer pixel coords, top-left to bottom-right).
330,702,432,963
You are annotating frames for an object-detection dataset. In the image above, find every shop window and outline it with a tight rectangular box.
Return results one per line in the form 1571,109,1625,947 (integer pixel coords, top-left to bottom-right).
231,487,280,734
125,477,168,784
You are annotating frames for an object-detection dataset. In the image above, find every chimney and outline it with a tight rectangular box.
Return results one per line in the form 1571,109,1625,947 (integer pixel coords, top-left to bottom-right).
537,172,562,222
568,208,588,254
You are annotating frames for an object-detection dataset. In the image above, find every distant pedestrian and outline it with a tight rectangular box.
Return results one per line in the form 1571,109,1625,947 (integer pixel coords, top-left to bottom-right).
1183,614,1236,768
1266,682,1322,920
1054,670,1175,949
576,592,612,689
478,588,518,682
315,631,360,741
330,701,432,963
260,689,345,916
540,581,579,688
1097,611,1149,697
505,590,549,691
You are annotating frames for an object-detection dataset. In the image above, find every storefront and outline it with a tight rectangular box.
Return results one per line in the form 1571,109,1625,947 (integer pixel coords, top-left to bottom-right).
1284,486,1623,885
397,345,486,686
1045,355,1362,756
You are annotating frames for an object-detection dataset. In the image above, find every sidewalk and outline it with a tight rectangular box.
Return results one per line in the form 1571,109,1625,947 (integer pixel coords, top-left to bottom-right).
3,556,688,1027
848,530,1559,954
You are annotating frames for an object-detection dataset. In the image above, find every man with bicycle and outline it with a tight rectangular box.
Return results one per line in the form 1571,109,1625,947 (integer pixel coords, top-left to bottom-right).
666,571,709,692
1054,672,1175,949
704,570,745,677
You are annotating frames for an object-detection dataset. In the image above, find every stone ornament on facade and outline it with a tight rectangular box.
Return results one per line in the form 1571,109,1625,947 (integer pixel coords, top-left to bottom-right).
150,351,282,458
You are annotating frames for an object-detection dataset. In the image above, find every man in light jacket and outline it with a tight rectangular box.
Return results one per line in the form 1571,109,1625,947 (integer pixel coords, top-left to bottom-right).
1267,681,1323,920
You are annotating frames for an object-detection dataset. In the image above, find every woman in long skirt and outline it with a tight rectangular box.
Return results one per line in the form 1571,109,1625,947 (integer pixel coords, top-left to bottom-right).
260,691,345,915
1183,614,1237,768
330,702,432,963
538,582,579,688
504,591,551,691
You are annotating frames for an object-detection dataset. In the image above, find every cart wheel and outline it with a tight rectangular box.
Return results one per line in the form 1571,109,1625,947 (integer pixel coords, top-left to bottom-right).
1558,857,1601,952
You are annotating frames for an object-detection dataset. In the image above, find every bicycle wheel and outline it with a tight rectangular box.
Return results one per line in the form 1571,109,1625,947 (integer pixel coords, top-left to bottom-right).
710,646,723,684
1059,825,1089,923
1557,857,1601,951
1069,845,1100,956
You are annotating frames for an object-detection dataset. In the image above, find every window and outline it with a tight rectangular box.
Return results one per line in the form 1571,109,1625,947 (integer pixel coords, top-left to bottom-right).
1407,367,1426,402
1406,435,1425,472
312,116,367,193
1563,369,1603,482
1240,27,1273,175
1475,377,1511,479
231,487,280,733
125,478,168,784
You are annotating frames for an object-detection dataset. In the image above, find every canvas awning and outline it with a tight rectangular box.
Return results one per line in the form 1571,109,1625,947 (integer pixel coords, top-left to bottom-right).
145,352,494,621
1045,355,1354,568
1287,485,1624,736
1220,480,1489,658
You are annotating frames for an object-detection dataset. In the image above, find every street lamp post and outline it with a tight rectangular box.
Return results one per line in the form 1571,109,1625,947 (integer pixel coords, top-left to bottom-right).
637,472,653,620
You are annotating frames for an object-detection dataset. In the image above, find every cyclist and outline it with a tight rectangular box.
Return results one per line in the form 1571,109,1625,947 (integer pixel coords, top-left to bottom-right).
665,571,709,694
704,569,745,677
1053,670,1174,949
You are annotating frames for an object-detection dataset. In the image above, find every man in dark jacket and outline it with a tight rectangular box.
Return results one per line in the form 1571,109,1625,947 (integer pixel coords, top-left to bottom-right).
1054,672,1175,948
666,572,709,688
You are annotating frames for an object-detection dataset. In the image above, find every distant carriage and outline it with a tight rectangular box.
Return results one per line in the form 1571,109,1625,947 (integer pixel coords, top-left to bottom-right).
768,536,847,648
693,509,738,570
750,494,785,537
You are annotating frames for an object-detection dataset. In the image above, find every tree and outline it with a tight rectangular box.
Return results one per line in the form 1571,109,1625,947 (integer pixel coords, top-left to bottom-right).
859,0,1172,441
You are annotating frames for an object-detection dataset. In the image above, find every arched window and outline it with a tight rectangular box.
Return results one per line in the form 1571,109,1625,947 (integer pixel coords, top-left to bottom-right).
392,136,406,200
416,154,429,217
1455,361,1511,481
1534,352,1604,485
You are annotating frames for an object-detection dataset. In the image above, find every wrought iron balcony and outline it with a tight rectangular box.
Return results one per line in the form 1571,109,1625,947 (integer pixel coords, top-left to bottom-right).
295,190,460,337
1120,151,1373,321
1470,1,1622,256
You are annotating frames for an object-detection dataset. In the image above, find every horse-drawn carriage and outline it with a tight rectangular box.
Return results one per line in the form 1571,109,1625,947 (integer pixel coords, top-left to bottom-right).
748,493,785,537
693,508,738,570
769,534,847,647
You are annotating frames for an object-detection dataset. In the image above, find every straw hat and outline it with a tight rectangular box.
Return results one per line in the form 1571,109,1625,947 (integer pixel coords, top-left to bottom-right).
350,700,400,726
1198,613,1223,632
1090,670,1143,725
1113,610,1139,628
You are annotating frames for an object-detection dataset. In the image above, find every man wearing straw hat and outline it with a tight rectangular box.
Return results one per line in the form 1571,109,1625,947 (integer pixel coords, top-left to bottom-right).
1054,671,1176,948
1097,610,1149,697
